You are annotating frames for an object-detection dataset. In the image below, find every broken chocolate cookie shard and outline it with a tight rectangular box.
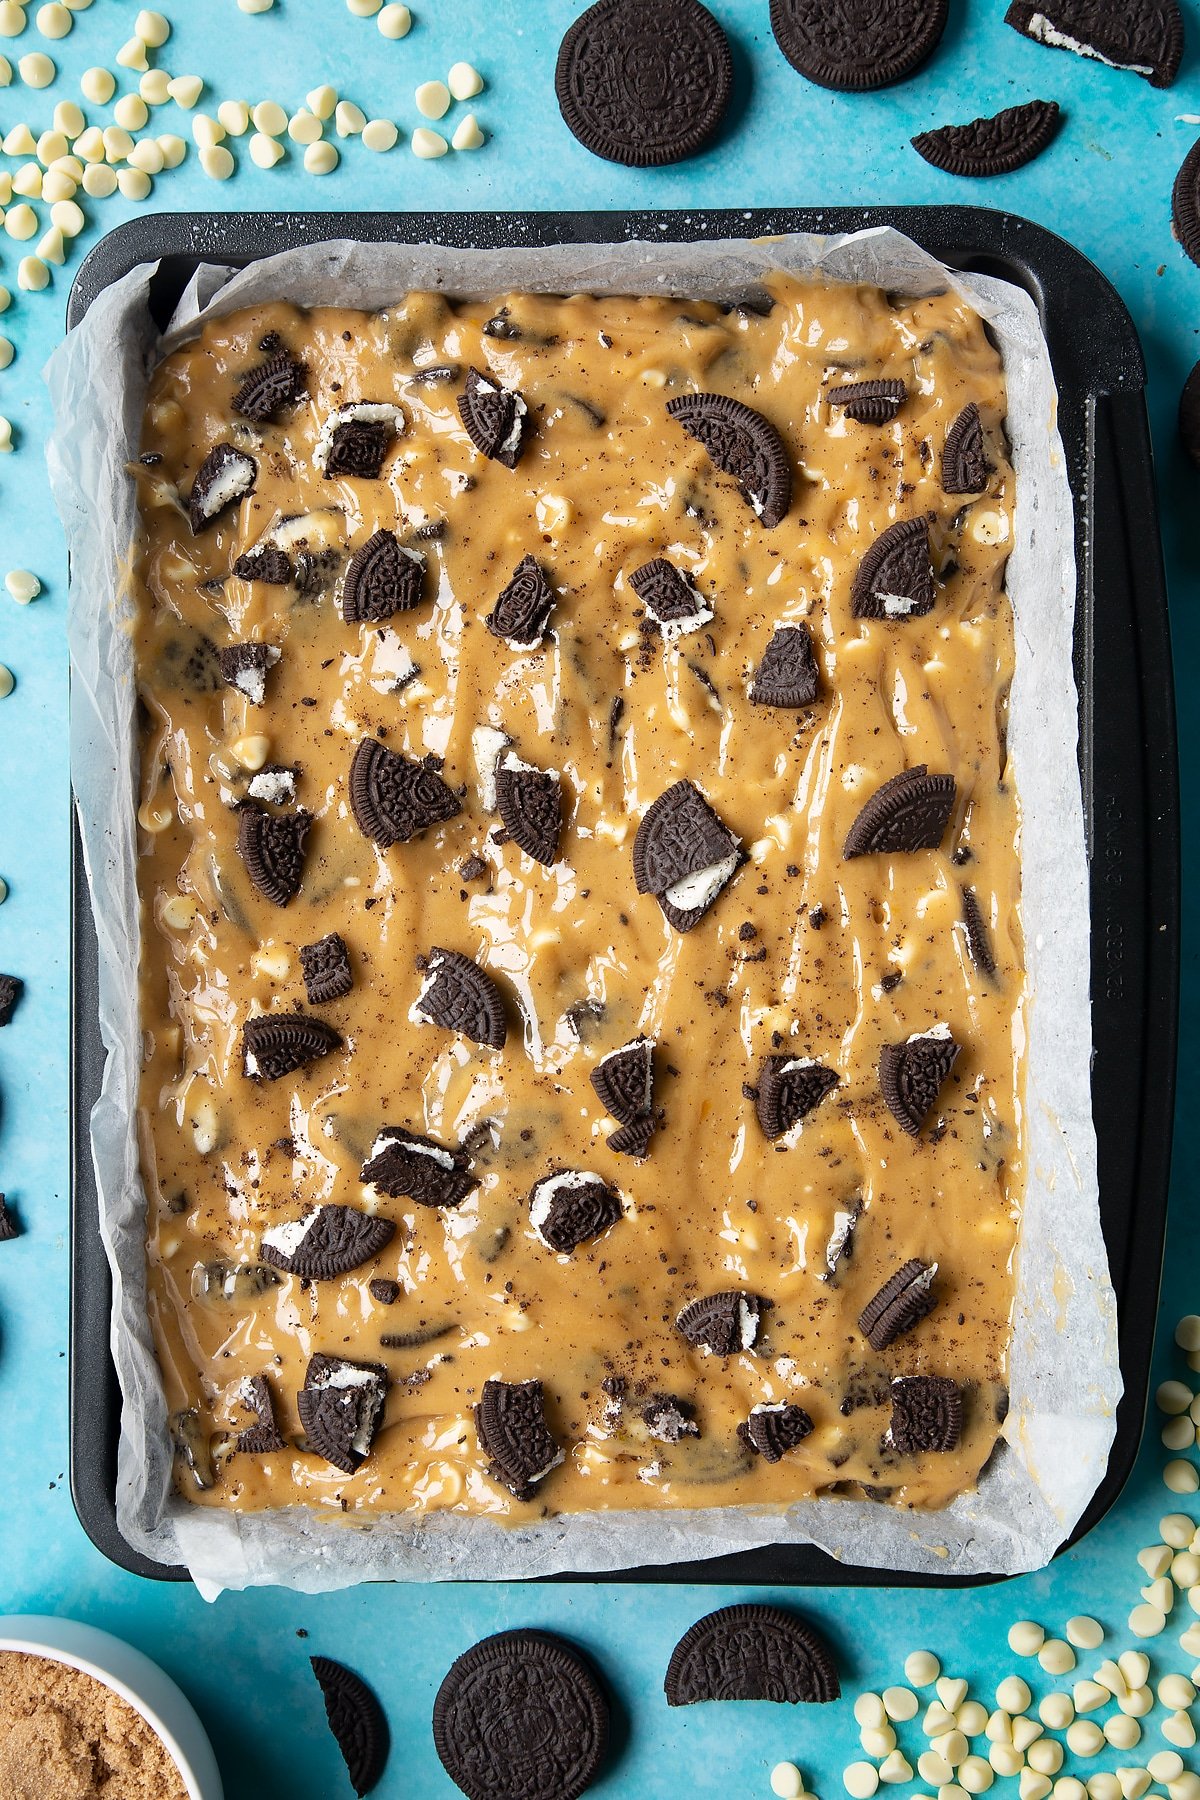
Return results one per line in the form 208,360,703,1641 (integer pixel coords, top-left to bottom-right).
942,402,991,494
310,1656,390,1799
232,350,308,424
889,1373,963,1453
495,750,563,866
486,553,557,646
879,1025,961,1136
859,1257,939,1349
666,391,792,527
830,379,907,424
300,932,353,1005
1004,0,1183,87
236,803,312,905
457,365,531,468
961,886,997,978
218,640,280,704
749,623,820,707
247,764,297,806
0,973,23,1027
188,442,257,532
754,1055,838,1139
850,515,934,619
664,1603,840,1705
530,1171,623,1254
341,529,425,624
368,1277,400,1305
607,1114,657,1159
633,779,742,931
643,1394,700,1444
676,1291,763,1356
236,1374,286,1454
349,739,461,847
234,544,293,585
360,1125,476,1208
297,1352,389,1474
315,403,403,479
590,1036,654,1125
912,99,1061,178
821,1200,861,1283
738,1402,814,1464
415,947,508,1050
242,1010,341,1082
629,557,714,640
0,1194,19,1242
261,1204,396,1279
475,1376,563,1500
843,765,956,858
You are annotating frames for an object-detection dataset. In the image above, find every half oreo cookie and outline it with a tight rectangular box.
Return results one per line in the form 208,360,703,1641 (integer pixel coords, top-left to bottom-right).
590,1037,655,1125
666,392,792,527
458,366,531,468
218,641,280,704
236,803,311,905
911,100,1061,177
676,1290,764,1356
755,1055,838,1139
297,1353,389,1474
361,1125,476,1207
341,529,425,623
235,1374,286,1455
242,1011,341,1082
188,442,256,532
487,554,557,646
495,749,563,866
529,1171,624,1254
233,350,307,424
475,1377,563,1500
750,623,820,707
433,1630,608,1800
879,1026,961,1135
859,1258,939,1349
349,740,461,847
260,1204,396,1279
415,947,508,1050
829,379,907,424
629,558,714,640
633,779,742,931
843,766,956,858
665,1604,840,1704
309,1656,389,1798
942,402,992,494
1005,0,1183,87
555,0,732,167
850,516,934,619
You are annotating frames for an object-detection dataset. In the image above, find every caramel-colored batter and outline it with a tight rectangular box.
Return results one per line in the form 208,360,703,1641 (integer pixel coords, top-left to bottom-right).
132,272,1024,1528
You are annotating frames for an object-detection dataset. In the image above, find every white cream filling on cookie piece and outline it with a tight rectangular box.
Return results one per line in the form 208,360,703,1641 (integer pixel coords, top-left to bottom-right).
313,401,404,474
1022,12,1152,74
664,849,739,914
529,1170,603,1245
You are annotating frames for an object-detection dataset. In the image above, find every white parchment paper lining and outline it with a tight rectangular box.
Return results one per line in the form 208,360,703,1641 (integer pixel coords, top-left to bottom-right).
47,229,1117,1598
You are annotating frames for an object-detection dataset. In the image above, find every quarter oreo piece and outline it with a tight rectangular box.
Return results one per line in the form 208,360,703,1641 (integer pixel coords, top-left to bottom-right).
349,739,461,847
316,403,403,479
361,1125,476,1207
738,1402,814,1463
942,402,992,494
310,1657,389,1798
629,558,714,640
666,392,792,527
495,751,563,866
590,1036,654,1125
1180,359,1200,465
755,1055,839,1138
416,947,508,1050
242,1011,341,1081
633,779,743,932
889,1373,963,1453
475,1377,564,1500
770,0,948,91
297,1352,388,1474
665,1604,840,1705
961,886,997,978
0,1194,19,1242
1174,138,1200,270
260,1204,396,1279
911,99,1061,177
843,765,956,858
850,516,934,619
0,973,23,1027
234,545,293,585
188,442,257,532
236,1373,286,1454
342,529,425,623
607,1115,656,1159
555,0,732,168
879,1026,960,1135
218,640,280,704
487,555,557,646
1005,0,1183,88
859,1258,939,1349
830,379,907,424
750,623,820,707
300,932,353,1005
529,1171,624,1253
433,1629,608,1800
232,350,307,424
458,366,531,468
676,1290,763,1355
236,803,312,905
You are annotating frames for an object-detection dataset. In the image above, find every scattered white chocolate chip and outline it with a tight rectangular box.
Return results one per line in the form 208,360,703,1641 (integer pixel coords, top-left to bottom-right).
1020,1776,1052,1800
771,1767,805,1800
287,107,322,143
128,137,164,174
103,123,135,160
1065,1617,1104,1650
844,1766,879,1799
1163,1710,1197,1748
884,1687,919,1722
907,1652,941,1686
237,0,275,11
231,735,270,771
1143,1576,1176,1612
1115,1773,1150,1800
160,895,197,930
82,161,117,194
1165,1515,1199,1547
19,48,54,83
1160,1381,1195,1416
1128,1602,1167,1638
167,72,202,107
1166,1461,1200,1494
855,1694,886,1729
1039,1694,1075,1730
1149,1754,1186,1784
157,132,185,167
346,0,382,13
997,1676,1033,1714
0,664,12,695
134,7,169,45
35,224,62,263
1087,1776,1122,1800
52,97,82,135
1012,1721,1046,1752
0,51,9,82
4,201,37,238
1074,1682,1109,1713
933,1731,969,1768
335,98,365,135
217,98,250,135
1095,1659,1128,1696
415,77,451,119
1159,1673,1197,1708
199,143,233,180
306,82,336,119
249,130,283,168
879,1753,913,1786
938,1679,969,1712
1142,1544,1176,1577
1119,1652,1151,1687
303,139,337,174
115,93,149,131
1027,1742,1064,1777
1009,1624,1046,1658
1038,1641,1076,1675
116,35,148,71
377,1,410,34
362,116,398,151
13,161,42,195
1177,1317,1200,1353
990,1746,1024,1778
116,164,150,198
451,111,484,150
74,123,104,160
920,1754,954,1787
192,112,224,149
861,1727,897,1758
36,1,71,36
251,98,287,135
960,1758,994,1794
925,1703,959,1737
0,878,9,904
1181,1621,1200,1654
0,418,11,452
1169,1778,1200,1800
410,124,446,157
0,1,25,37
139,66,170,104
49,196,84,233
81,64,114,103
41,165,73,201
1054,1783,1087,1800
6,569,40,603
447,59,484,100
1065,1722,1104,1758
0,336,12,370
1103,1715,1141,1751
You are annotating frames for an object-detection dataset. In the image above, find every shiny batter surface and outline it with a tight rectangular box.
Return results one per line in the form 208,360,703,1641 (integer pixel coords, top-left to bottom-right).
132,273,1024,1526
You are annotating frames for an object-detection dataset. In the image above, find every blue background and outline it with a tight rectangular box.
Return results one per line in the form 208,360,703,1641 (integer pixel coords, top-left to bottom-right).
1,2,1198,1795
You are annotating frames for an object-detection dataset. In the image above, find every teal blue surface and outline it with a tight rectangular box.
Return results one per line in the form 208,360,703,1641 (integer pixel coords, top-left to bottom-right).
1,2,1199,1796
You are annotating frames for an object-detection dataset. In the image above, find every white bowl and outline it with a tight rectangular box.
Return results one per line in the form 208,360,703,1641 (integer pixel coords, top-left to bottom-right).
0,1615,223,1800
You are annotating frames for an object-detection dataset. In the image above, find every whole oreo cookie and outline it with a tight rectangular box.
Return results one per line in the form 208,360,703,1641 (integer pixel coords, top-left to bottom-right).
361,1125,476,1207
879,1026,960,1135
665,1604,840,1705
235,1373,286,1455
750,623,820,708
676,1290,764,1356
475,1377,563,1500
633,779,742,932
738,1403,814,1463
666,392,792,528
260,1204,396,1280
458,366,531,468
555,0,732,168
629,558,714,640
912,99,1061,177
433,1629,608,1800
495,751,563,866
830,379,907,424
769,0,948,91
188,442,257,532
1005,0,1183,87
297,1353,389,1474
236,804,312,905
942,402,992,494
233,350,307,424
859,1258,939,1349
755,1055,839,1139
416,947,508,1050
529,1171,624,1254
850,516,934,620
889,1373,963,1453
843,766,956,859
349,739,461,847
487,555,557,646
300,932,353,1005
342,529,425,623
242,1010,341,1082
1174,138,1200,270
310,1656,389,1798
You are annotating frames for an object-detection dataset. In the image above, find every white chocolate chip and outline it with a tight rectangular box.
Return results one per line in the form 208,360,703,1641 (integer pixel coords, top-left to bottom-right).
36,1,71,36
844,1766,879,1799
960,1759,994,1794
362,117,398,151
74,124,104,160
884,1688,919,1722
1115,1774,1150,1800
1095,1659,1128,1696
103,124,135,160
1142,1544,1176,1577
0,1,25,37
1039,1694,1074,1730
991,1747,1024,1778
237,0,275,11
346,0,382,13
81,64,114,103
0,419,11,453
933,1732,969,1769
1159,1674,1197,1708
115,93,149,131
1088,1778,1121,1800
335,99,365,135
1038,1641,1075,1675
232,735,271,771
217,98,250,135
1163,1711,1197,1748
1165,1412,1199,1445
1117,1688,1153,1718
410,124,446,157
377,2,411,35
19,49,55,84
1177,1317,1200,1353
1149,1754,1186,1784
128,137,164,174
925,1703,960,1736
1009,1624,1046,1658
1166,1461,1200,1494
134,8,169,46
1119,1652,1151,1688
1164,1514,1198,1547
51,100,83,138
1054,1784,1087,1800
199,144,233,180
879,1754,913,1786
41,167,75,200
82,161,117,195
1065,1722,1104,1757
50,196,83,233
451,111,484,150
167,73,202,107
304,139,337,174
1021,1777,1052,1800
997,1677,1032,1714
772,1767,805,1800
13,161,42,196
907,1653,941,1686
415,78,451,119
249,131,283,168
5,570,40,603
1160,1381,1194,1415
447,59,484,100
139,67,170,104
251,99,287,135
1103,1715,1140,1750
0,50,8,83
190,1095,218,1155
117,165,151,198
1028,1742,1064,1777
1169,1778,1200,1800
1144,1576,1176,1612
116,35,148,71
1066,1617,1104,1649
306,82,336,119
160,894,197,930
1073,1681,1109,1713
855,1694,887,1729
0,337,12,370
862,1727,897,1758
3,122,36,155
1182,1622,1200,1655
0,664,12,695
251,946,290,980
287,107,322,144
35,224,62,263
192,112,225,148
1128,1602,1167,1638
156,131,185,167
4,201,37,239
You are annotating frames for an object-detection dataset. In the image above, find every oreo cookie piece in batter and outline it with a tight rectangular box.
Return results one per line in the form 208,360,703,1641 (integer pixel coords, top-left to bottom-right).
234,545,293,585
664,1603,840,1704
859,1258,939,1349
316,403,403,479
529,1171,624,1254
749,624,820,707
235,1373,286,1455
769,0,948,90
433,1630,608,1800
232,350,308,424
300,932,353,1005
349,740,461,847
475,1377,564,1500
879,1025,961,1136
310,1656,390,1799
942,402,992,494
738,1403,814,1464
495,750,563,866
889,1374,963,1453
242,1010,341,1082
843,766,955,858
236,804,312,905
850,516,935,619
415,947,508,1050
666,392,792,527
829,379,907,424
629,558,714,640
633,779,743,931
590,1037,654,1126
297,1353,389,1474
341,529,425,623
555,0,732,168
487,554,557,647
676,1291,764,1356
458,366,531,468
361,1125,476,1208
260,1204,396,1279
188,442,256,532
1005,0,1183,87
218,641,280,704
755,1054,838,1139
911,99,1061,177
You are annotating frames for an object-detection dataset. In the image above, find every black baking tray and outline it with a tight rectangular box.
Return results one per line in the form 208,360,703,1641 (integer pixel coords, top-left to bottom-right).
68,207,1178,1586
